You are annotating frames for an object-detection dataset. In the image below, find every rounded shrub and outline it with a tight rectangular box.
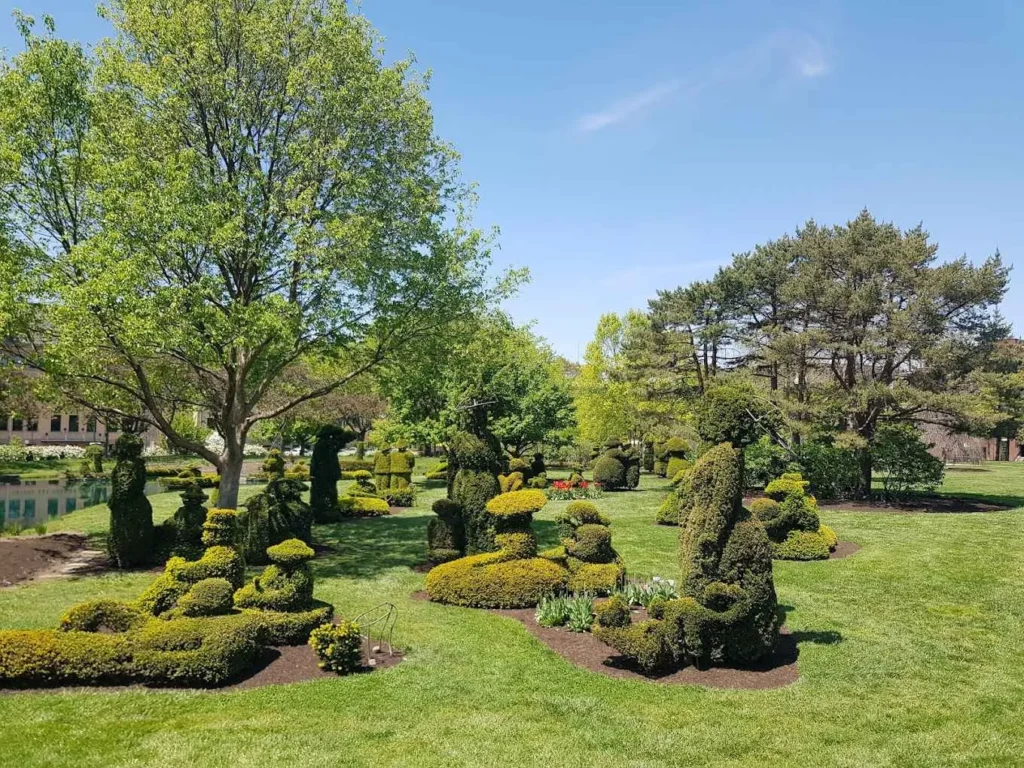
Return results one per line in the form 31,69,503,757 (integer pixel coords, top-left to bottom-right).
309,621,362,675
666,457,691,481
773,530,831,561
175,578,235,617
425,553,568,608
338,495,390,517
693,385,779,447
59,600,145,634
592,455,626,490
485,489,547,519
595,595,631,628
266,538,315,566
567,524,613,562
819,524,839,550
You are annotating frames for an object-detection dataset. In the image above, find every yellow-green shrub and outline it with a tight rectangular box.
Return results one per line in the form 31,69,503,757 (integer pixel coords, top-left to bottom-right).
485,489,547,519
819,524,839,550
309,620,361,675
244,601,334,645
425,553,568,608
338,495,390,517
569,563,622,594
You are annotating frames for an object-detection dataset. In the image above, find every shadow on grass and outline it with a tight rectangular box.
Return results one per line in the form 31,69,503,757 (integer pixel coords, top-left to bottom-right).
313,515,428,579
778,605,843,647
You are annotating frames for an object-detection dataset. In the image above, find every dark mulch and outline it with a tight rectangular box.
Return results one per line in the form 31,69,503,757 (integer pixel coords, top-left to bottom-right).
829,540,861,560
495,607,800,690
817,497,1009,514
224,641,404,691
0,534,90,587
1,640,403,696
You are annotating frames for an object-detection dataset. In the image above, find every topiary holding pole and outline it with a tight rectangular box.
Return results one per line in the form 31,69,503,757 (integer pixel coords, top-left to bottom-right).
448,431,502,555
310,426,354,524
108,434,155,568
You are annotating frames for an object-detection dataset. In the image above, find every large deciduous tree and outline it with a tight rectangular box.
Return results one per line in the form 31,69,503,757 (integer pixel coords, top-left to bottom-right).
0,3,514,507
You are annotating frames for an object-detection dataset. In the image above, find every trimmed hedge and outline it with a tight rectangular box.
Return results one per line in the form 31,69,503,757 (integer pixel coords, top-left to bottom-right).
238,477,312,565
338,495,390,517
592,455,626,489
485,489,547,520
425,552,568,608
245,601,334,646
310,620,362,675
173,578,234,618
751,472,837,560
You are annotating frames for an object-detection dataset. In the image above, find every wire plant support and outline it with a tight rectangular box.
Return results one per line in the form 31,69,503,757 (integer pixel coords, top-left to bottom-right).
353,603,397,663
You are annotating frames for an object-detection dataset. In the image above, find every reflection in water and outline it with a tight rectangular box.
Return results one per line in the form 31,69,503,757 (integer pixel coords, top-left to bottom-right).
0,478,163,525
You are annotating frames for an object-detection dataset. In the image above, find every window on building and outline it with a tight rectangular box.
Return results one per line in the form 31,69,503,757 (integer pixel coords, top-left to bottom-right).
50,414,61,432
86,417,97,433
11,416,23,431
68,414,79,432
26,416,38,432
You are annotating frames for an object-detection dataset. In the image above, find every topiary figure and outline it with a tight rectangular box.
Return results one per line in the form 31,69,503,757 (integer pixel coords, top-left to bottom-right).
137,509,245,616
642,440,655,473
661,437,689,479
449,432,502,555
373,445,392,493
310,426,354,523
108,434,155,568
261,449,286,479
85,444,104,474
693,385,779,448
425,459,448,482
427,498,465,564
750,472,837,560
546,500,624,594
426,489,566,607
164,483,209,559
498,471,525,494
238,477,313,565
624,445,641,489
592,454,627,490
389,444,415,490
594,443,779,671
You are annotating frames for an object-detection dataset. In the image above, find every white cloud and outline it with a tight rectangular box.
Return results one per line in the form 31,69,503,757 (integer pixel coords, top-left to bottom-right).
574,29,830,132
577,80,683,132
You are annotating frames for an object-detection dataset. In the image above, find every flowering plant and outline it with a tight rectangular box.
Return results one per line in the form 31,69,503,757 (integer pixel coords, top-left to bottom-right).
547,479,603,501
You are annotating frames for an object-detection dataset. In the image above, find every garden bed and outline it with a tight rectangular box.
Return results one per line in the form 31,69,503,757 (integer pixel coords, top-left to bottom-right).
818,497,1010,514
495,607,800,690
0,534,103,587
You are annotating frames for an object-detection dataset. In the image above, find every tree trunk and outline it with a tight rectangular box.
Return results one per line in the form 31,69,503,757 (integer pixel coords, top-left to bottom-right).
858,447,872,500
217,450,245,509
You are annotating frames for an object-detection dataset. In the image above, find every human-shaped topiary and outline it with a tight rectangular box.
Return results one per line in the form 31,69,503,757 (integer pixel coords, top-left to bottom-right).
592,439,637,491
108,434,155,568
84,444,104,474
373,444,392,493
262,449,286,478
425,489,567,607
137,508,245,616
542,500,625,593
594,443,779,671
662,438,690,479
238,476,313,565
750,472,838,560
309,425,354,523
389,443,415,490
448,431,502,554
693,385,780,449
163,483,209,559
427,498,465,564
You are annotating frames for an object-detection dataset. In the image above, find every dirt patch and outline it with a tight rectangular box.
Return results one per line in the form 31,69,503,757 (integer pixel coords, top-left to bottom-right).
495,607,799,690
829,540,861,560
818,497,1009,514
0,534,106,587
224,641,404,691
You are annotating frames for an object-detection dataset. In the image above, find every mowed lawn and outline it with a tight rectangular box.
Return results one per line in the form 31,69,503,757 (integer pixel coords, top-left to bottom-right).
1,463,1023,767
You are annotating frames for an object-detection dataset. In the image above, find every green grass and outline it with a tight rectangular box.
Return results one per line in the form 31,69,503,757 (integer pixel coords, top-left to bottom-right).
1,465,1022,766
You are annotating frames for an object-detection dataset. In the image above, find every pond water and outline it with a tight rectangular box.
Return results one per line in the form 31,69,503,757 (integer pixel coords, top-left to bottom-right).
0,478,164,527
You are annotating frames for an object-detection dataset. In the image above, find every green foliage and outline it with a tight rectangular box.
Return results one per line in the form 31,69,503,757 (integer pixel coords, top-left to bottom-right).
594,595,631,628
666,456,691,481
871,423,945,501
498,471,525,494
425,552,568,608
174,578,235,618
384,486,415,508
751,472,836,560
427,498,465,563
773,530,832,561
389,447,415,489
535,594,572,627
449,432,502,555
565,595,596,633
60,600,145,634
108,434,155,568
485,489,547,520
592,454,626,490
693,385,777,448
743,435,796,489
163,484,209,559
791,441,862,501
309,621,362,675
246,602,334,646
84,444,104,473
239,478,312,565
310,426,353,523
338,495,391,518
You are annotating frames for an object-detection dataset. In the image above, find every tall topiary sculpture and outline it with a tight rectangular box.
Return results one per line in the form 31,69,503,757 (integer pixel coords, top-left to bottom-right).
449,432,503,554
389,443,415,489
373,444,392,493
594,443,779,671
427,498,465,564
310,426,354,523
108,434,155,568
163,483,210,559
85,444,104,474
542,500,625,594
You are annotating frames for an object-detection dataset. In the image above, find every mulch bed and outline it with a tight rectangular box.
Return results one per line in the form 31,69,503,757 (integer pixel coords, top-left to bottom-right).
829,540,861,560
1,638,403,696
818,497,1009,514
413,591,798,690
0,534,93,587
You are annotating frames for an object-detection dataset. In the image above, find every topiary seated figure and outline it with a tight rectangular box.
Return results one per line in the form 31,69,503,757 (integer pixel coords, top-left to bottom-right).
238,475,313,565
542,500,624,594
594,443,779,671
425,489,567,608
427,498,465,564
448,431,502,554
137,508,246,616
162,483,209,559
389,443,415,490
108,434,155,568
593,442,628,491
750,472,838,560
373,444,392,494
310,426,355,523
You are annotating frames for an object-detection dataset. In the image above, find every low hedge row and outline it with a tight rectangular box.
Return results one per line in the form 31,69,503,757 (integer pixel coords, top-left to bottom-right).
425,552,568,608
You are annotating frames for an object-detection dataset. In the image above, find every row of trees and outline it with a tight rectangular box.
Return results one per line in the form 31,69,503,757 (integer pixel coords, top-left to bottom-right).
579,211,1011,495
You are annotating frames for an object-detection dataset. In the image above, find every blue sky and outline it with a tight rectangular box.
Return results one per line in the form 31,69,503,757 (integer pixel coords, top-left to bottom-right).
3,1,1022,359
